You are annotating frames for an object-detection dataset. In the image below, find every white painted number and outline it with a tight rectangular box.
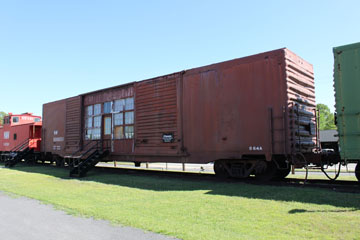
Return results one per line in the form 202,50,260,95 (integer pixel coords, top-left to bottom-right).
249,146,263,151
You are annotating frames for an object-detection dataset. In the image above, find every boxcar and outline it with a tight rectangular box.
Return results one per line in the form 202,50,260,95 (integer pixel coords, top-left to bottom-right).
42,48,326,179
333,42,360,180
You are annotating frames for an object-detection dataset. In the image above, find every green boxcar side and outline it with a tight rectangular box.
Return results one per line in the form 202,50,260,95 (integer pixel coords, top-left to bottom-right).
333,42,360,161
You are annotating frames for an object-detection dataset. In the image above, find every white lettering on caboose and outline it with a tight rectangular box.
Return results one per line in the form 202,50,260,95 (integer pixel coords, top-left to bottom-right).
21,116,34,121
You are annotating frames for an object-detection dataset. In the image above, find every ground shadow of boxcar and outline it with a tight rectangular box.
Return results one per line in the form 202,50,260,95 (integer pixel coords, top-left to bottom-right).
2,163,359,211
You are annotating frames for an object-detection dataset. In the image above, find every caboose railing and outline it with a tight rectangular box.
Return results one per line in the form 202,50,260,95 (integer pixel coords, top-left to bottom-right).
10,138,30,152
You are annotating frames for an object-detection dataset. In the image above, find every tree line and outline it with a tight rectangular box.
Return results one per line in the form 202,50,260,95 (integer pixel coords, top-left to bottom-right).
0,111,6,125
316,104,336,130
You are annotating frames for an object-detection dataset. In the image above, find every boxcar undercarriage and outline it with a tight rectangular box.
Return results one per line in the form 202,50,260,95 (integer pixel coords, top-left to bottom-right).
1,146,358,182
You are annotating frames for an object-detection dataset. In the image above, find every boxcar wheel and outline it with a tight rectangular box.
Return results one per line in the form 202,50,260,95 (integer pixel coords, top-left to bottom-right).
254,161,277,181
214,160,229,178
355,162,360,182
273,166,291,180
55,157,64,167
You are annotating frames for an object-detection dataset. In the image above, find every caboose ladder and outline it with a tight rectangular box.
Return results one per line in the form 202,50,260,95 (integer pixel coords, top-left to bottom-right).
4,139,33,168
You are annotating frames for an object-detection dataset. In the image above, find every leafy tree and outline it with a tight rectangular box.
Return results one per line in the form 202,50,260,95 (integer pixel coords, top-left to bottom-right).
0,111,7,125
317,104,336,130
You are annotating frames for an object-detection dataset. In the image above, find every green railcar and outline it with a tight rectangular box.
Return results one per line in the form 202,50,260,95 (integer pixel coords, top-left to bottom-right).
333,42,360,180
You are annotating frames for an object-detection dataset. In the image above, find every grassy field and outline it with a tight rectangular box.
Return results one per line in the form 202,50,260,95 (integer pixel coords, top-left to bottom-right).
0,165,359,240
287,174,357,181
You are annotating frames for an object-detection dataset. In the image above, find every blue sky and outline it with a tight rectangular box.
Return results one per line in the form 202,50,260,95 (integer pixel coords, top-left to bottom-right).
1,0,359,116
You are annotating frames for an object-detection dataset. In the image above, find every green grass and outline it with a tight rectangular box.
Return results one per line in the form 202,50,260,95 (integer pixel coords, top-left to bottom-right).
0,165,359,240
287,173,357,181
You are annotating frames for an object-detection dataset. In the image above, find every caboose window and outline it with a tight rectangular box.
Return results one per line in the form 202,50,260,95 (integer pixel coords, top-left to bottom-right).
13,133,17,140
34,118,40,122
4,131,9,139
4,117,10,124
12,117,19,123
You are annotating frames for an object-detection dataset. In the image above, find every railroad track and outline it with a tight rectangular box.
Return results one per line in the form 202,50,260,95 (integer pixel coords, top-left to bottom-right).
93,165,360,194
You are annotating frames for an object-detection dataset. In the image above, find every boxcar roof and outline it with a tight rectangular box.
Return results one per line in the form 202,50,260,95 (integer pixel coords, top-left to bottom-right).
45,47,312,105
333,42,360,52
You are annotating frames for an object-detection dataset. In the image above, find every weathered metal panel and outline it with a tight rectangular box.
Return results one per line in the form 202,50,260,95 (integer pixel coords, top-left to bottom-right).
42,96,82,155
333,42,360,161
65,96,82,153
84,86,134,106
134,74,180,155
182,49,289,162
113,139,133,153
42,99,67,155
284,49,316,153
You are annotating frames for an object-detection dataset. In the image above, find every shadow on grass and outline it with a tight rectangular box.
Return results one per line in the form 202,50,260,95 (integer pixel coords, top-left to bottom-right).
288,208,358,214
1,163,360,211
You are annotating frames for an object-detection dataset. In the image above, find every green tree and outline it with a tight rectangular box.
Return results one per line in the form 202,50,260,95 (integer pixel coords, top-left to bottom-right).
317,104,336,130
0,111,7,125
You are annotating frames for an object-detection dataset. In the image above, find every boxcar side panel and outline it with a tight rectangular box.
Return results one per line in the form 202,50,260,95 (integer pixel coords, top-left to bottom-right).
42,99,66,155
65,96,82,153
334,42,360,161
182,49,288,163
134,74,180,155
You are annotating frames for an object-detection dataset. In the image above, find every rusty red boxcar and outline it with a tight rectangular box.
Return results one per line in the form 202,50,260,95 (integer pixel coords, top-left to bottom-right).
41,48,321,179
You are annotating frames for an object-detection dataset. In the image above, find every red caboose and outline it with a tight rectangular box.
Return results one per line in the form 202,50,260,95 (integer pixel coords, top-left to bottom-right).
0,113,42,152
